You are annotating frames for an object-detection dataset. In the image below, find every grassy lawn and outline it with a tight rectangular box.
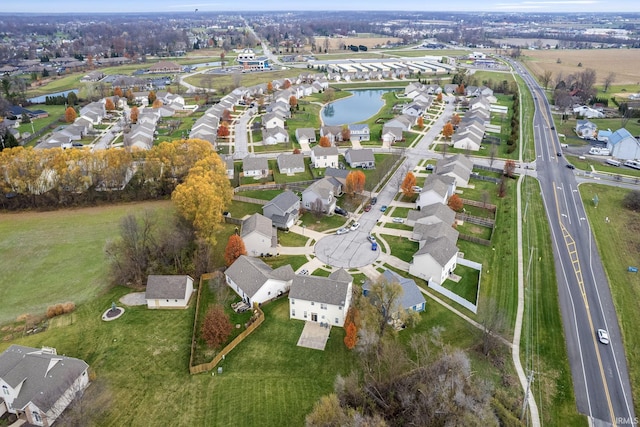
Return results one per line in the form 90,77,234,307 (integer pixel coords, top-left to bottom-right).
382,222,412,231
17,105,67,135
568,155,640,177
278,230,310,247
460,179,501,205
298,212,348,232
522,177,585,425
226,200,262,219
378,234,419,263
441,264,479,304
184,69,304,94
0,201,173,325
272,159,315,183
580,183,640,417
456,222,493,240
236,189,283,201
263,255,308,271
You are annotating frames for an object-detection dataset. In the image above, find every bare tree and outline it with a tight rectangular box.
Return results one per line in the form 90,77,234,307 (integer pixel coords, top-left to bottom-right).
55,377,112,427
603,72,616,93
489,142,498,168
478,299,507,356
539,70,553,90
311,197,324,219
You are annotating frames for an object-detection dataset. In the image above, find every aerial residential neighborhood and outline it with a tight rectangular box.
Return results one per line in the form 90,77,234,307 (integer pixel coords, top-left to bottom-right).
0,6,639,427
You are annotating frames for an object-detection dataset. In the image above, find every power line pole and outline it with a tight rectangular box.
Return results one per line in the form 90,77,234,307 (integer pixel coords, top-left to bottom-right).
521,370,535,421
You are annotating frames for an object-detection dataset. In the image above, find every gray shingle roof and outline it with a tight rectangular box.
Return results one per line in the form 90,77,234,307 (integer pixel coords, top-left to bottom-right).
243,156,268,172
414,236,459,266
312,145,339,156
377,269,426,311
413,221,459,243
264,190,300,215
145,275,192,299
304,178,335,200
408,203,456,224
289,274,352,306
225,255,277,298
295,127,316,141
241,213,273,239
277,153,305,171
346,148,374,163
0,345,88,412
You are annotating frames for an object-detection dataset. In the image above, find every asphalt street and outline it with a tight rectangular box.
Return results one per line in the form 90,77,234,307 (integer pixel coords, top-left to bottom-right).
514,60,636,426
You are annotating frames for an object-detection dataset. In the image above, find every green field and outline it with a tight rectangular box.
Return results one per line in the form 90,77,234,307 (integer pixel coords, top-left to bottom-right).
0,201,173,325
580,183,640,417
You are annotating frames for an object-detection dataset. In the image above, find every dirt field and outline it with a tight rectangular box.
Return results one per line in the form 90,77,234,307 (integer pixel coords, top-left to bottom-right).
522,49,640,87
314,36,403,52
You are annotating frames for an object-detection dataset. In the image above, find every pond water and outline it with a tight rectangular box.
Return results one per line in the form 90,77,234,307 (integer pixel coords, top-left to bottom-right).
321,89,396,126
28,89,79,104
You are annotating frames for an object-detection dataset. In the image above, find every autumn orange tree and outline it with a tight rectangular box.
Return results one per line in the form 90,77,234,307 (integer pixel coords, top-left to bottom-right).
289,95,297,108
343,307,360,350
130,106,139,123
401,172,416,196
148,90,156,104
152,99,163,109
436,93,443,103
201,305,233,348
113,86,123,97
217,121,230,138
64,107,77,123
442,122,454,140
105,98,115,111
172,153,234,246
125,89,134,103
267,81,273,93
222,109,232,121
318,136,331,147
293,148,301,154
282,79,292,89
345,170,365,195
417,116,424,128
455,83,465,95
504,159,516,178
448,194,464,212
224,234,247,267
451,113,461,126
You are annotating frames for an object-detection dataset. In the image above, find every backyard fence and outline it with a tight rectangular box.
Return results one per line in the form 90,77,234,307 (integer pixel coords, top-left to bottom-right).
456,212,495,228
189,273,265,375
426,256,482,314
458,234,491,246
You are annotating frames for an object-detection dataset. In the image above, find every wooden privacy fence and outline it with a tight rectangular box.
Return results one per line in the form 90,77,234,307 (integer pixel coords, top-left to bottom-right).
189,273,265,374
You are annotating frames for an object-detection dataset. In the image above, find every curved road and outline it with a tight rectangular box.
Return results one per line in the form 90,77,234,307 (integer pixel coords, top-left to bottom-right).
513,59,636,426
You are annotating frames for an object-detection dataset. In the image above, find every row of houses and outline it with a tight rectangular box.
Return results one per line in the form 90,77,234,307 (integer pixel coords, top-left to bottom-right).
452,97,493,152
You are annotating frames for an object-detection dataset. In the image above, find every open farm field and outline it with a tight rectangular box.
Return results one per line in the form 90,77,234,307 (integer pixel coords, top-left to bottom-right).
0,200,173,325
314,35,402,50
522,49,640,87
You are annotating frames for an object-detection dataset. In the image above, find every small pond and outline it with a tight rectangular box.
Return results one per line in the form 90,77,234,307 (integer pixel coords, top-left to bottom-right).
321,89,397,126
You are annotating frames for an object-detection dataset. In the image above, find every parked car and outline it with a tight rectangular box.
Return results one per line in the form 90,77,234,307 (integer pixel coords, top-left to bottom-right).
350,222,360,231
367,235,376,243
371,241,378,251
392,217,404,223
380,205,387,212
425,164,434,171
597,329,610,345
364,204,372,212
335,206,348,216
371,197,377,205
412,186,422,192
336,227,349,235
299,269,309,275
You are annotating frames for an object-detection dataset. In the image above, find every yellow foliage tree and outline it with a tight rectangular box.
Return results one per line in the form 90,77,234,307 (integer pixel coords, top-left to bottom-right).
172,154,233,245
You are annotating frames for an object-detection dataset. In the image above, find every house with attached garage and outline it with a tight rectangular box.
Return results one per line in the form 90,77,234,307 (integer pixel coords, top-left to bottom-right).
606,128,640,160
277,153,305,175
0,345,89,427
415,175,456,210
344,148,375,168
412,220,460,245
409,236,459,286
320,126,344,144
310,145,339,168
242,156,269,178
289,269,353,327
381,126,404,145
295,127,317,145
302,178,338,214
145,275,195,309
435,154,473,187
407,203,456,227
348,124,370,141
262,112,286,129
263,126,289,145
262,190,300,230
225,255,294,306
384,115,415,132
241,213,277,257
363,269,426,315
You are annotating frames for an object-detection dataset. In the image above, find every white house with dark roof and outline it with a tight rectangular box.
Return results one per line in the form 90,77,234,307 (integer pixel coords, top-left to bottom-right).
382,126,403,145
416,175,456,210
263,190,300,230
606,128,640,160
262,112,285,129
242,156,269,178
348,124,370,141
384,115,415,132
319,126,343,144
310,146,339,168
289,269,353,327
225,255,294,306
407,203,456,227
0,345,89,427
452,127,483,152
295,128,317,144
575,119,598,139
409,236,459,285
412,221,460,245
277,153,305,175
145,275,194,309
363,269,426,315
302,177,339,214
223,155,235,179
241,213,277,257
345,148,375,168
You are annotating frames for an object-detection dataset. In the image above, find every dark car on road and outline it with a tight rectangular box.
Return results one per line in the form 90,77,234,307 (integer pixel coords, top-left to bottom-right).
371,197,377,205
566,164,575,170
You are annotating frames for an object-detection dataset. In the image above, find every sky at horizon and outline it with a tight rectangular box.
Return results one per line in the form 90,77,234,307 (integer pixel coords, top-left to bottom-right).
3,0,639,14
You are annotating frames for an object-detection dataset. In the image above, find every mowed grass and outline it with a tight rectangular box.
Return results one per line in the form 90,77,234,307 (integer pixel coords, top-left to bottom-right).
580,183,640,417
0,201,173,325
521,177,585,426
